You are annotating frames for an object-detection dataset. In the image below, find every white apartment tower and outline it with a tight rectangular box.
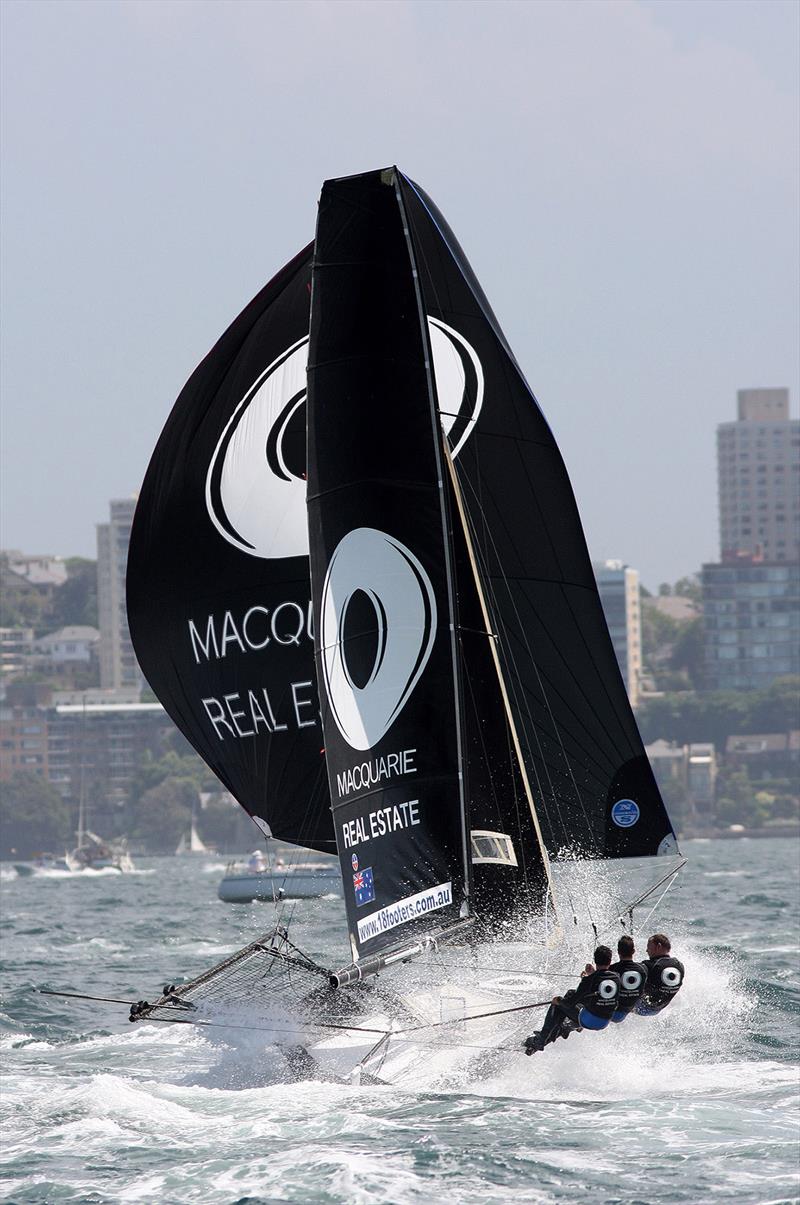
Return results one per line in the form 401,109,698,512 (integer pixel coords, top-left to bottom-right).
97,497,143,692
594,560,642,707
717,389,800,562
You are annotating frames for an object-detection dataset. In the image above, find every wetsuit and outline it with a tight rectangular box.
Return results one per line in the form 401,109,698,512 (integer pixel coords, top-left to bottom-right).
607,957,648,1022
634,955,685,1015
530,967,621,1051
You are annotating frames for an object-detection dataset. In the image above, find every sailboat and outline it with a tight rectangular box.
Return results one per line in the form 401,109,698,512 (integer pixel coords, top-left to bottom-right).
123,167,682,1079
175,808,209,856
66,714,134,873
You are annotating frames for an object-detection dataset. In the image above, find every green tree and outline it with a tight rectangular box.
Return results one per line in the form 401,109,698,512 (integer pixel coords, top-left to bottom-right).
195,795,240,850
640,604,681,665
673,576,702,603
657,776,689,826
129,750,216,805
131,777,196,852
749,677,800,734
714,768,768,828
43,558,98,630
669,617,706,690
0,773,72,858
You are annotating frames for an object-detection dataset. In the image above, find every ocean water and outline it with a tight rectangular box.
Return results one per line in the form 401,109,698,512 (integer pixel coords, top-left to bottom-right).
1,838,798,1204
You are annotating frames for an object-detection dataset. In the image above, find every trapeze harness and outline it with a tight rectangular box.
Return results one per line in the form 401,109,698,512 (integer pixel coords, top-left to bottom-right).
608,957,648,1023
534,967,621,1049
634,955,685,1015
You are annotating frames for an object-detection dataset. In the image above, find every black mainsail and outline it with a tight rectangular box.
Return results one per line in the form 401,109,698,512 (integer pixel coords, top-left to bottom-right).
399,175,678,862
307,170,472,962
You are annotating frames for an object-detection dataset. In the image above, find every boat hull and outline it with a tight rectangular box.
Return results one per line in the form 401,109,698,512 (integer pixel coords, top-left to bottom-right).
217,867,341,903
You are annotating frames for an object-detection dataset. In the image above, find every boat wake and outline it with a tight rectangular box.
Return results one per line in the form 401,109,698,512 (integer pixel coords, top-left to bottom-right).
147,925,761,1103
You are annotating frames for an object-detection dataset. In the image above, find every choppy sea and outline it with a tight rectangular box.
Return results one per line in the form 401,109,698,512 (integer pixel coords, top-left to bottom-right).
1,837,798,1204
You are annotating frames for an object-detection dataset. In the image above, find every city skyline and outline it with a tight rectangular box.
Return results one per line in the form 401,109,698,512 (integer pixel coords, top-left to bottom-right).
3,382,797,596
1,1,798,588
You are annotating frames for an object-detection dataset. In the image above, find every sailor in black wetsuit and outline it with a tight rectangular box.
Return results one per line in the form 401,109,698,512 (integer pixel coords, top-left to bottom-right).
608,934,648,1023
635,932,685,1016
524,945,620,1054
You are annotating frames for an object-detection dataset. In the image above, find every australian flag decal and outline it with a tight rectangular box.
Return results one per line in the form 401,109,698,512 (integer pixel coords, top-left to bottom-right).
353,866,375,907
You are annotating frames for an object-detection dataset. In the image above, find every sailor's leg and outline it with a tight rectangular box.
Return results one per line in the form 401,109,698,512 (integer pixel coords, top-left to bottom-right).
525,991,577,1053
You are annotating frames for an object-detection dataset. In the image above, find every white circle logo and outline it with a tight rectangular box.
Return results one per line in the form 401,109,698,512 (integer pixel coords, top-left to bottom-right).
598,978,618,1000
205,319,483,560
622,970,643,991
661,966,682,989
319,528,437,751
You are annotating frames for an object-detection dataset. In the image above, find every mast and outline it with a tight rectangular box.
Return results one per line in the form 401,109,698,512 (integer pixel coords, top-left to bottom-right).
442,440,559,922
77,692,87,849
392,169,472,904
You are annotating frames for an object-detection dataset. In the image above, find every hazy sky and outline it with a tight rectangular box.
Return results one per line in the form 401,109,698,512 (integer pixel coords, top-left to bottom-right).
2,0,798,590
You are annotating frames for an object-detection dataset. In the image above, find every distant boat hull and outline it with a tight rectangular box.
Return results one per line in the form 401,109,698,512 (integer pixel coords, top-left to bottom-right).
13,856,71,876
218,864,342,903
66,846,135,873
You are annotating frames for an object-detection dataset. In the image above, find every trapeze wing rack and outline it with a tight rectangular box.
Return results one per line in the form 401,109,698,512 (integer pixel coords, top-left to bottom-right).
128,925,333,1024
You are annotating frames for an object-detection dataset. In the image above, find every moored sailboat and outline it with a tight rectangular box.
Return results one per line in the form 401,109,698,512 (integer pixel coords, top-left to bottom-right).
121,167,682,1079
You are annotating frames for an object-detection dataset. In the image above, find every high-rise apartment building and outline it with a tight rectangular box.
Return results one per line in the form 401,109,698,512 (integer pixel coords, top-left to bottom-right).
702,558,800,691
705,389,800,692
97,498,143,692
594,560,641,707
717,388,800,562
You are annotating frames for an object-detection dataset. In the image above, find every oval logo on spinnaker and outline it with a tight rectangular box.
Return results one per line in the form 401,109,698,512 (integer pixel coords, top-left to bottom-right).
611,799,640,828
205,320,483,560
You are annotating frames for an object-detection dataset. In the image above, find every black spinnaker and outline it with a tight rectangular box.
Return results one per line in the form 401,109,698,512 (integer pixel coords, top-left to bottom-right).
126,244,334,852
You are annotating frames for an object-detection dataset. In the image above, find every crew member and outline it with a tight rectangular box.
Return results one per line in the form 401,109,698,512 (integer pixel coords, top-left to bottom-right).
524,945,620,1054
608,934,648,1023
635,932,685,1016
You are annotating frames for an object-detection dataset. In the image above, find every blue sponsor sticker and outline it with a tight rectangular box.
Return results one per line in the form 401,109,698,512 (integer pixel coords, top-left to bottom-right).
611,799,640,828
353,866,375,907
351,853,359,872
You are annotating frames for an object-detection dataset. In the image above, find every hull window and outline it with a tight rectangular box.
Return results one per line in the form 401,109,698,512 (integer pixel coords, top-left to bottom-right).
470,830,518,868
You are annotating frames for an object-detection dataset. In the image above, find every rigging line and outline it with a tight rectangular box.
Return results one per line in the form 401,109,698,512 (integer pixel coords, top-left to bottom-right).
136,1016,393,1036
413,962,585,978
499,581,597,847
595,860,686,938
394,998,553,1035
457,464,628,780
552,582,641,762
38,989,139,1006
442,439,558,922
459,651,512,838
510,445,642,767
453,468,578,857
453,465,561,822
637,866,683,935
503,443,640,761
503,614,620,777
